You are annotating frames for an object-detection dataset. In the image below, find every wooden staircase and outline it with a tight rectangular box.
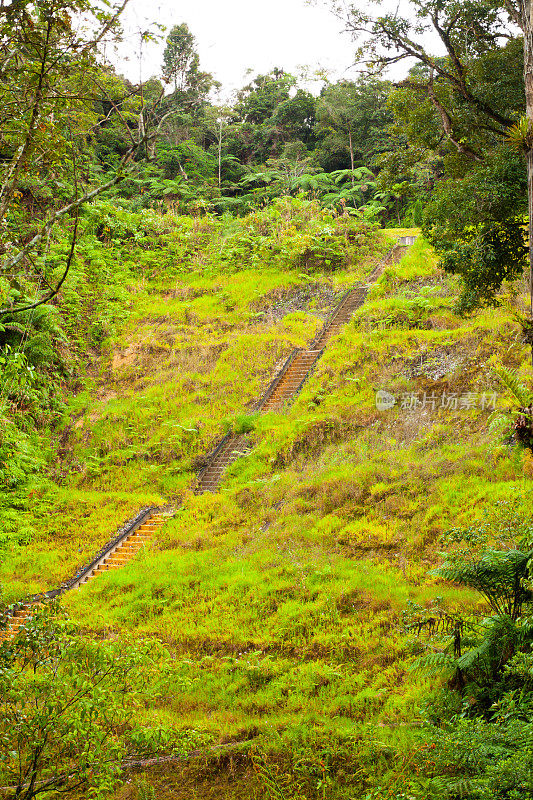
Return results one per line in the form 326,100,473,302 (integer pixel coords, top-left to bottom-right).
193,240,414,495
195,434,251,494
0,604,38,642
0,514,171,642
1,239,414,637
260,284,371,412
260,349,322,411
74,512,170,587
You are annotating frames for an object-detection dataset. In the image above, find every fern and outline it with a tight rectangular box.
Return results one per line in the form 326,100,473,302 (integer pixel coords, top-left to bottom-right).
2,322,25,337
410,650,455,675
492,365,533,408
437,548,532,619
456,615,520,678
447,777,482,799
251,752,290,800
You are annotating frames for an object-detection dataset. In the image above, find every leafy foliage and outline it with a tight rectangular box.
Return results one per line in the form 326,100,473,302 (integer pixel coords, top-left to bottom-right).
0,605,172,799
397,496,533,799
493,366,533,449
422,147,528,313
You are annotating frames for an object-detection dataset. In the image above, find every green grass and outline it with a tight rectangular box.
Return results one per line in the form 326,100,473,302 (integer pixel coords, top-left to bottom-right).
70,230,531,797
0,487,163,602
5,212,533,799
1,200,386,597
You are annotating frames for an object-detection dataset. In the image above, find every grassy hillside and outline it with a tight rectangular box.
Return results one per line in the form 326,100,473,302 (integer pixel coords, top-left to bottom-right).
3,201,533,799
0,198,386,599
67,233,533,799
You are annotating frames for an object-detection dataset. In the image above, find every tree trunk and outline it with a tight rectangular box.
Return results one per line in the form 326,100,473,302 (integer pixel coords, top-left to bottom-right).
218,119,223,191
527,147,533,324
349,129,355,187
523,0,533,364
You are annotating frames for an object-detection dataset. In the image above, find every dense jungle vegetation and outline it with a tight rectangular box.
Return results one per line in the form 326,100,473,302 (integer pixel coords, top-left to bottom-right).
3,0,533,798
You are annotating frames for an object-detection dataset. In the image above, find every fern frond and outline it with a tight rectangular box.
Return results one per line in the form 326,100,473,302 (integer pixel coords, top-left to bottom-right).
2,323,26,337
446,778,482,799
492,366,533,407
410,650,455,675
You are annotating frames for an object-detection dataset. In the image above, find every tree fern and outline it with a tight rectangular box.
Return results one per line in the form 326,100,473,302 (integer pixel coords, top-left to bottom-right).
410,650,455,676
436,548,532,620
456,615,520,678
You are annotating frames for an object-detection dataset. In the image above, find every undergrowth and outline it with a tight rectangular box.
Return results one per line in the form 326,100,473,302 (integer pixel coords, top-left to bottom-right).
3,208,533,798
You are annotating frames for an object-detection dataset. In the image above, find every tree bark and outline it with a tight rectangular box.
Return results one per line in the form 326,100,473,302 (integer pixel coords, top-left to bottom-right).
348,129,355,187
522,0,533,363
527,147,533,324
218,119,223,190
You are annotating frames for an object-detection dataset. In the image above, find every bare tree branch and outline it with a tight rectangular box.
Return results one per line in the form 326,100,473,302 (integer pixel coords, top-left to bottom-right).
0,78,171,316
341,4,514,130
426,78,483,162
0,213,78,317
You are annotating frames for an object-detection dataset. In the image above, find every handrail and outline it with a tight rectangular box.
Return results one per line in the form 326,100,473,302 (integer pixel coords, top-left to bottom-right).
291,347,325,399
195,430,235,484
2,506,159,614
254,348,303,411
308,289,352,350
68,506,157,590
2,236,417,621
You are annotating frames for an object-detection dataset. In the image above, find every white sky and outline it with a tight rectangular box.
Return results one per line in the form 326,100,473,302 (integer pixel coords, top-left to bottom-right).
107,0,363,98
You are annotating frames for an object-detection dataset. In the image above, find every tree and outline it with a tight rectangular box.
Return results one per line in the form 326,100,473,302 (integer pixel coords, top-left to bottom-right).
232,70,299,162
331,0,533,344
503,1,533,348
422,144,528,312
0,606,164,799
161,23,216,113
273,89,317,146
316,77,393,175
332,1,516,137
0,0,165,318
203,105,235,190
162,23,196,93
235,69,296,125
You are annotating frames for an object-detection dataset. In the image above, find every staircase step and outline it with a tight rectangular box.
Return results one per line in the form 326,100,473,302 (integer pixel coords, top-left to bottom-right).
192,259,389,494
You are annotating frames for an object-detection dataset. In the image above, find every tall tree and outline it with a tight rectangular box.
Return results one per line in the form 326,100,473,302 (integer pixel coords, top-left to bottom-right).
162,23,197,93
504,0,533,346
235,69,296,125
330,0,533,351
161,23,215,113
232,70,312,163
316,77,393,175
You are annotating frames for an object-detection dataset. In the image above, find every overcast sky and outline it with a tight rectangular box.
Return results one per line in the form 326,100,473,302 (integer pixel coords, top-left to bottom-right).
106,0,363,98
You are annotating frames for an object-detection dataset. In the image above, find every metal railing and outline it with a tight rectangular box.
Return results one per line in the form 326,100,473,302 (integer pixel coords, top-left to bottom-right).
1,506,160,617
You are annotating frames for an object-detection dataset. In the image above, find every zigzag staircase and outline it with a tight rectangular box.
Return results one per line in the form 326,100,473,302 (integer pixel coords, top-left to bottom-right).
1,237,413,638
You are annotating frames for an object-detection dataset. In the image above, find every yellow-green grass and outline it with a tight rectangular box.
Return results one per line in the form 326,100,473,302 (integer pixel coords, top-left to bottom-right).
1,219,387,600
7,221,533,798
60,230,533,799
0,487,163,602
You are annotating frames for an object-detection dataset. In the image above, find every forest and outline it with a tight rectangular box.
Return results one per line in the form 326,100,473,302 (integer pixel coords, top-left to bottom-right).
2,0,533,798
